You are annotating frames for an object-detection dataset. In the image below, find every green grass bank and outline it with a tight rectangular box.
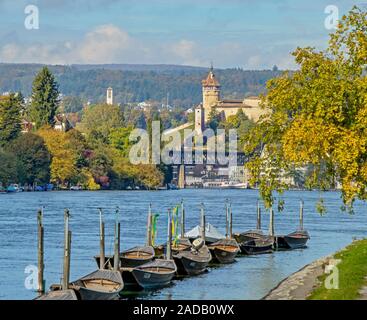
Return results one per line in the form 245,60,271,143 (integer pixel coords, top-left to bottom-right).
308,239,367,300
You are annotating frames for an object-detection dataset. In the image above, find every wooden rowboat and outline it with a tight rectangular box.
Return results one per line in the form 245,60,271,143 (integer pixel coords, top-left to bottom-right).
174,205,212,275
275,201,310,250
239,237,274,255
208,202,240,263
131,209,177,289
208,238,240,264
233,229,264,244
132,259,177,289
50,269,124,300
276,230,310,250
174,245,212,275
120,246,155,268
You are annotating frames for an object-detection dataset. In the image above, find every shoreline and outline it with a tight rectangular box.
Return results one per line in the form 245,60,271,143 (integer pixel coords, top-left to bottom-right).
263,239,367,300
262,255,331,300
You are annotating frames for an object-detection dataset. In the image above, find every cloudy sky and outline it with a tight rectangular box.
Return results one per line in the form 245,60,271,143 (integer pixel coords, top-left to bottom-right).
0,0,363,69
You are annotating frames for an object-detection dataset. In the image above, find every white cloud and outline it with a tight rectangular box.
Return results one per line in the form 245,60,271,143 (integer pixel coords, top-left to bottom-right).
0,24,298,69
76,24,136,63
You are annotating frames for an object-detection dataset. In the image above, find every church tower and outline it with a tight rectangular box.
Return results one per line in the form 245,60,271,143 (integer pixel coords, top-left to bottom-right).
202,66,220,122
106,87,113,105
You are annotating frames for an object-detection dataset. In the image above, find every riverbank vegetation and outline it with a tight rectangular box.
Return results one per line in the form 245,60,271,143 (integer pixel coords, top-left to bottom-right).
308,239,367,300
244,6,367,212
0,67,165,190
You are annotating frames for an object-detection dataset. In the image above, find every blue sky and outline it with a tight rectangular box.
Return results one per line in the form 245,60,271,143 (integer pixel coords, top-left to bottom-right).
0,0,363,69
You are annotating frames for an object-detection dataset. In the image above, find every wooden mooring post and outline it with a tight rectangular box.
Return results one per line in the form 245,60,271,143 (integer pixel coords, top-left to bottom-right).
299,200,304,230
225,200,229,239
200,203,206,242
269,207,274,237
146,204,152,246
256,200,261,230
99,208,105,270
37,208,45,295
62,209,71,291
180,200,185,239
166,209,172,260
113,208,120,271
229,201,233,239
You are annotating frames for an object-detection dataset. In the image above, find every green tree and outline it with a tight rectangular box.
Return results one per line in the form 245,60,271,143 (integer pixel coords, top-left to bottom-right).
109,127,133,158
0,94,22,146
7,133,50,185
208,109,222,131
29,67,60,129
0,149,19,186
80,103,124,144
244,6,367,210
60,96,84,113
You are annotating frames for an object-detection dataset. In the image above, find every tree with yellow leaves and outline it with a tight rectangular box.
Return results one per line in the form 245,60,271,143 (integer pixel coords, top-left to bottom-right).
37,127,77,187
245,6,367,212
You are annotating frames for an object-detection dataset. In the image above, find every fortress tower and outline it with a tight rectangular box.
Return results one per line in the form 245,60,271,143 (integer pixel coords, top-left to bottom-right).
201,66,220,122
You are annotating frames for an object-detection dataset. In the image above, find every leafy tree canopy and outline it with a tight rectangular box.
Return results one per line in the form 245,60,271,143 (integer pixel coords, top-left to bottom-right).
245,6,367,212
29,67,60,129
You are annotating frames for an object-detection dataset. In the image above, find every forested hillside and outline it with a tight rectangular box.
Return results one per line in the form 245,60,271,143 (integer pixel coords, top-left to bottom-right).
0,63,282,108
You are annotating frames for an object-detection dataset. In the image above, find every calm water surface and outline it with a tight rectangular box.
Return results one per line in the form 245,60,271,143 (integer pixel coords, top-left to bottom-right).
0,189,366,300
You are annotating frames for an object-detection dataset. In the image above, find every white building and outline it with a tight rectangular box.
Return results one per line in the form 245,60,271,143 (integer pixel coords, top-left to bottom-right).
106,87,113,105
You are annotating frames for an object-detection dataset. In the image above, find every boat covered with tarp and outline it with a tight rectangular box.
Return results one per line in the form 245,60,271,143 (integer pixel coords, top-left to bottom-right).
185,223,224,244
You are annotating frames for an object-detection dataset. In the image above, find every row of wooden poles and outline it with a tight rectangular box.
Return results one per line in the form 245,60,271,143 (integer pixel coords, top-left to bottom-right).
36,205,174,295
37,208,73,294
36,201,303,294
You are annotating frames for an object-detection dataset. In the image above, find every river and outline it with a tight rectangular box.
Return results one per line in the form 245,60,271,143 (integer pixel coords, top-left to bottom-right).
0,189,366,300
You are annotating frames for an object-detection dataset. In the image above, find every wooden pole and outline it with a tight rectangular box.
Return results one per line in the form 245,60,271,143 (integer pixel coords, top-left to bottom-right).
99,208,105,270
200,203,206,242
113,208,120,271
269,207,274,237
225,200,229,239
229,202,233,239
146,204,152,246
299,200,304,230
256,200,261,230
166,209,172,260
180,200,185,239
62,209,71,291
37,208,45,294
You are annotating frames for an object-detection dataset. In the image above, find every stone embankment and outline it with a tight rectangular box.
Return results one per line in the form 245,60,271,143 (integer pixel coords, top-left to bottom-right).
263,256,333,300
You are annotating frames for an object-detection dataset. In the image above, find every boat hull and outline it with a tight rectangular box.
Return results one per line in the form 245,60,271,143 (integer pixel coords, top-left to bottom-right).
131,259,177,289
76,286,120,300
174,246,212,276
239,239,273,255
120,246,155,268
233,230,264,244
132,270,175,289
179,256,210,275
209,247,238,263
208,239,240,264
276,230,310,250
120,256,153,268
276,236,309,249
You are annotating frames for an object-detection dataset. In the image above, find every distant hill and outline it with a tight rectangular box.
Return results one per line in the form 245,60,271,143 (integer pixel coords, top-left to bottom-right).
0,63,282,108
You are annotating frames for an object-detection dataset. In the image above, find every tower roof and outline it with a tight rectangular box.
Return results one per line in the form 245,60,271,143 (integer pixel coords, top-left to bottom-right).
201,68,220,87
